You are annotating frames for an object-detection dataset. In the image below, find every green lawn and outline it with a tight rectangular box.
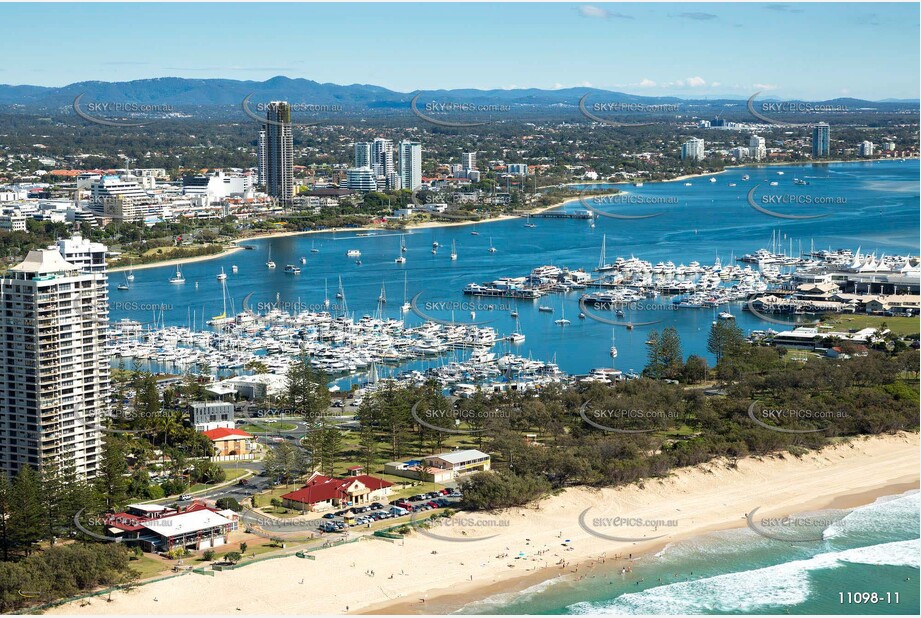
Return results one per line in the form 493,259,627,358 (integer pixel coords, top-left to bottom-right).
241,422,297,433
820,314,919,337
129,555,172,580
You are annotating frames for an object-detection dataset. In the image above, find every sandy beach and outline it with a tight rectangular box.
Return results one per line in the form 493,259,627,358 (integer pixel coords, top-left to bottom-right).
48,432,919,616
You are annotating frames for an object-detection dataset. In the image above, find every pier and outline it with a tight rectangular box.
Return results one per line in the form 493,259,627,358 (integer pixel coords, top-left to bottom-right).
526,211,593,220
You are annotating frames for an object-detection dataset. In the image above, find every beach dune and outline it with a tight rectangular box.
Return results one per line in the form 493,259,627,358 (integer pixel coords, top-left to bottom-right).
48,433,919,615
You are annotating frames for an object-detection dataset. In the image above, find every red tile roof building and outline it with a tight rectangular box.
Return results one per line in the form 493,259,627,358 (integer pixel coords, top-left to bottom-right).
281,471,393,511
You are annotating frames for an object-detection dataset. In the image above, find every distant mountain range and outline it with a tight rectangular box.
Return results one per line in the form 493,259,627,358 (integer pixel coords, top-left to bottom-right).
0,76,915,112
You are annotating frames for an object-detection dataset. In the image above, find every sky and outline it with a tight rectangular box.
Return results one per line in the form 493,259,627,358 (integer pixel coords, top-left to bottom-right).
0,2,918,100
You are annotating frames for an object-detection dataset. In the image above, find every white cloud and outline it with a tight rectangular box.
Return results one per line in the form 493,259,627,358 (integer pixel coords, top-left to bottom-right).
686,76,707,88
638,78,657,88
578,5,609,19
753,83,778,91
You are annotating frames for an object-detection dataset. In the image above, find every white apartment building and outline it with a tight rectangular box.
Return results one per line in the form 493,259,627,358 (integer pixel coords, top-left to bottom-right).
461,151,477,171
859,141,875,157
0,248,109,479
371,138,395,181
90,175,158,222
749,135,766,160
346,167,378,192
398,141,422,192
354,142,372,168
0,209,26,232
680,137,705,161
257,129,267,186
56,234,108,274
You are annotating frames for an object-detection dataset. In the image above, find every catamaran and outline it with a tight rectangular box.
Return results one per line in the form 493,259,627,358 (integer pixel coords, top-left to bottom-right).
216,267,227,281
126,267,135,282
488,238,497,253
554,303,570,326
395,237,406,263
169,264,185,284
507,316,525,343
266,246,276,269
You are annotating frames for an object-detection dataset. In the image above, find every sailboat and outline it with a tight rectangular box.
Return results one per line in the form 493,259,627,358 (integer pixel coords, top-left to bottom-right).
311,240,320,253
610,330,618,358
596,235,615,271
524,214,536,228
488,238,497,253
450,240,457,261
554,302,571,326
169,264,185,284
207,276,234,325
378,282,387,304
216,267,227,281
401,273,411,314
125,266,135,282
400,235,408,252
471,226,479,236
323,279,331,309
395,237,406,263
117,272,130,291
507,317,525,343
266,246,276,269
231,265,238,273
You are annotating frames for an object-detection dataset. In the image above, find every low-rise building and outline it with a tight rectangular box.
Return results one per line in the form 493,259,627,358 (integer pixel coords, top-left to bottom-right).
104,503,236,552
423,449,491,476
190,401,234,432
201,427,253,458
280,470,394,511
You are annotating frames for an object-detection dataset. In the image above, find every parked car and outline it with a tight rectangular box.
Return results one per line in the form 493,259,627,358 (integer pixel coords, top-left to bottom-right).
370,502,384,510
322,513,336,519
179,494,192,501
439,488,450,495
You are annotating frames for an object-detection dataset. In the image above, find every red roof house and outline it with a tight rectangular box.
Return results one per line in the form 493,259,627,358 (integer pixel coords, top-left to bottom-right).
201,428,253,457
280,471,393,511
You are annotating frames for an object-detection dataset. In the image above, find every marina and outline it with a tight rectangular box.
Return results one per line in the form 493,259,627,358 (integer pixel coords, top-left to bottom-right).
109,160,920,382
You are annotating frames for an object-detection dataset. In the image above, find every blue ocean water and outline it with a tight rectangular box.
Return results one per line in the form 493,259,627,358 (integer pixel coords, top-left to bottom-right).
458,491,920,615
110,159,919,378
